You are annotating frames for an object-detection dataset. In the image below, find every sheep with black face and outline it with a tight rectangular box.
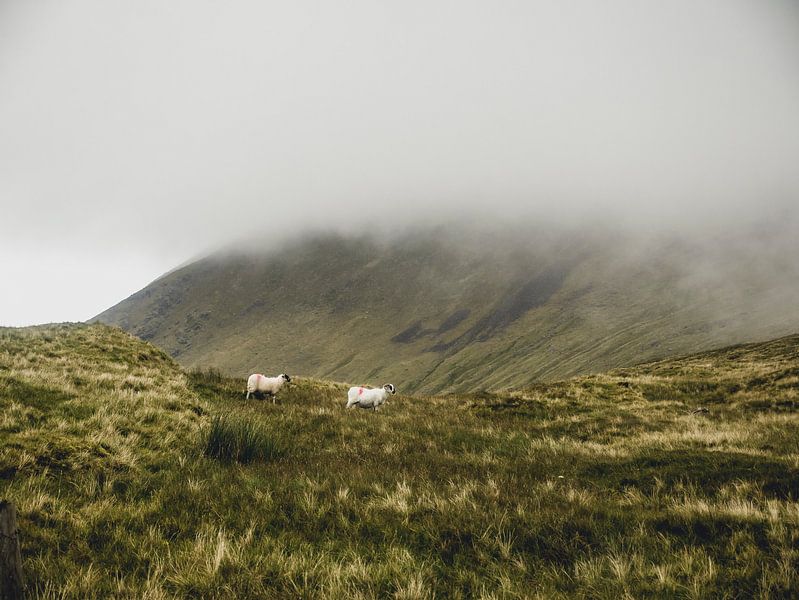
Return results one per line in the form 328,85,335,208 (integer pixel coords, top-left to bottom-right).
346,384,396,411
246,373,291,403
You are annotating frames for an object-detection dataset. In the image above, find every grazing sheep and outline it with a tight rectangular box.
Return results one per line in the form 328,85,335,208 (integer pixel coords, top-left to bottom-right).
247,373,291,403
346,384,396,411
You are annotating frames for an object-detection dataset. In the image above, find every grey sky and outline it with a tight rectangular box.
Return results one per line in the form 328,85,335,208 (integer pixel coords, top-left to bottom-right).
1,1,798,326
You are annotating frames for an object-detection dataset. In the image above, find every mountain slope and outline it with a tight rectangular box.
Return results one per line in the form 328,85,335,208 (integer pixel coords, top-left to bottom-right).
95,222,799,393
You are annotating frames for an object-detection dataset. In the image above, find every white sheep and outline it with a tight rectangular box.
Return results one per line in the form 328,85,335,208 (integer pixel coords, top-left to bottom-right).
346,384,396,411
246,373,291,403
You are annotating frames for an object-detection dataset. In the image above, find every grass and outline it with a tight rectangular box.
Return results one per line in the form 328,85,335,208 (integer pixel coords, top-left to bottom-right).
1,323,798,597
203,415,286,463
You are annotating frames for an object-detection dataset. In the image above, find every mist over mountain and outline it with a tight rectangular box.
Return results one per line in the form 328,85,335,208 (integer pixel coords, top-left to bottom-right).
95,215,799,393
3,1,798,326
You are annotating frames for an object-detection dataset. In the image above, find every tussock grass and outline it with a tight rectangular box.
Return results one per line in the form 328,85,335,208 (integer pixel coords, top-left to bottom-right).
204,415,285,463
1,324,799,597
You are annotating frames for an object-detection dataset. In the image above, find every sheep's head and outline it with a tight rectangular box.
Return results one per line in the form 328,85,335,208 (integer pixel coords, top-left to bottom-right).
281,374,291,383
383,384,396,395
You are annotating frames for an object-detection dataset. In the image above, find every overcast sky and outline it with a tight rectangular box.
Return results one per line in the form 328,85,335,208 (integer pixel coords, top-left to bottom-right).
1,0,798,326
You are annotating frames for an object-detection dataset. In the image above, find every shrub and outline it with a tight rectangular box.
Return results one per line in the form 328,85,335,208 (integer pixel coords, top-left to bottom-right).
203,415,286,463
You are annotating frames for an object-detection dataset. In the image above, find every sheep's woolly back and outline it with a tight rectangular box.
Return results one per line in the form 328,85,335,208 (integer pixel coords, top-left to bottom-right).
346,386,389,409
247,374,288,395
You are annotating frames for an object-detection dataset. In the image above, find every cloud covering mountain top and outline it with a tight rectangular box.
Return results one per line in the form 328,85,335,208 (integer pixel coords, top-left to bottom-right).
1,0,797,324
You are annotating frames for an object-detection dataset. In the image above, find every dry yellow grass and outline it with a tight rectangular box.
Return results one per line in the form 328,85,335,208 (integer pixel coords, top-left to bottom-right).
1,324,798,597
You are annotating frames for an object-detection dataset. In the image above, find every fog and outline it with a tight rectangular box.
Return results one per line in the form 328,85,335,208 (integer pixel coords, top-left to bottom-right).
1,0,798,325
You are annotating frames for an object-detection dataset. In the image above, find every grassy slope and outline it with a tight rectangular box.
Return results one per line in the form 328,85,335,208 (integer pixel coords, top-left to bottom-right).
94,227,799,394
1,324,799,598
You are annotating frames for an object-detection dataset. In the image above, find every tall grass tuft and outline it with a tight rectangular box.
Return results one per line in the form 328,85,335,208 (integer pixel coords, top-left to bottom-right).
190,367,225,385
203,415,286,463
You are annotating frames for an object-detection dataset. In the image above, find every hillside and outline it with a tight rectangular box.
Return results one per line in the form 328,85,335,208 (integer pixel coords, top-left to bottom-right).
1,324,798,597
95,222,799,393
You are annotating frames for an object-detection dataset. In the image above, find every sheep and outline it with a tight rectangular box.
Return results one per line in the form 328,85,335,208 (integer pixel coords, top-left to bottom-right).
346,384,396,411
246,373,291,403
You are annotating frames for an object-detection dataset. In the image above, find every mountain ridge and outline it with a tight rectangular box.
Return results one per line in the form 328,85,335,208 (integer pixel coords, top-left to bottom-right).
94,223,799,393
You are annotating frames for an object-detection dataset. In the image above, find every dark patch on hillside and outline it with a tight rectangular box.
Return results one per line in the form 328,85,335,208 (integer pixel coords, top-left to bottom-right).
428,267,568,353
437,309,471,334
392,321,425,344
243,299,266,315
393,310,472,345
427,338,458,353
473,268,567,341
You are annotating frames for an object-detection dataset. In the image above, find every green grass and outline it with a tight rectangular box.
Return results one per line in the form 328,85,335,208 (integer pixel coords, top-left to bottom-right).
1,324,799,598
204,415,286,463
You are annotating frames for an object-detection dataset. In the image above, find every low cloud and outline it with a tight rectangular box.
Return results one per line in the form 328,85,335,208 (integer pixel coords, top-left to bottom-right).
1,0,797,324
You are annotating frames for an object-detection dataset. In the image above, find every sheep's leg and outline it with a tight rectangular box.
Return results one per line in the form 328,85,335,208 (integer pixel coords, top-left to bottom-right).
246,391,251,400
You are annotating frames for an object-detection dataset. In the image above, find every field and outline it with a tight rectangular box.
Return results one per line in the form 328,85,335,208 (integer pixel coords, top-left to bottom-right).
1,324,798,598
